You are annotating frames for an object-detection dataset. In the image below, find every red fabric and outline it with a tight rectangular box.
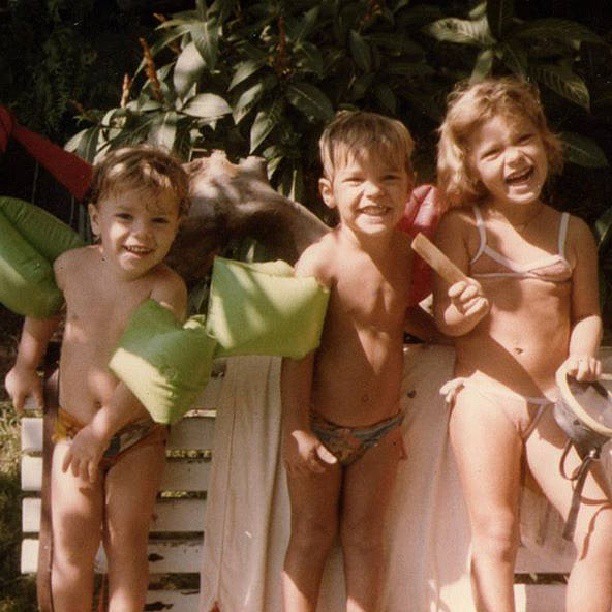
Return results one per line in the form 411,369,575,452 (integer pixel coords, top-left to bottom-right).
398,184,444,306
0,106,92,201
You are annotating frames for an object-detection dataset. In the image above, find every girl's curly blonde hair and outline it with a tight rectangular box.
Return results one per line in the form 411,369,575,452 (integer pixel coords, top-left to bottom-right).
437,77,563,208
87,145,190,216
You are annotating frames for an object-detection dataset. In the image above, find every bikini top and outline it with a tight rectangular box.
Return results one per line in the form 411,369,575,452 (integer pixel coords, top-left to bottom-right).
469,206,573,282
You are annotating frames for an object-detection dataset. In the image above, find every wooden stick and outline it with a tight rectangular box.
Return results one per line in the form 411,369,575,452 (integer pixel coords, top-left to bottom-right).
411,233,468,285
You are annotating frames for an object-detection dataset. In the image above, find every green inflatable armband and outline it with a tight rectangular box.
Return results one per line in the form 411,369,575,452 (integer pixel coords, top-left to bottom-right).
206,256,330,360
0,196,84,317
110,300,217,425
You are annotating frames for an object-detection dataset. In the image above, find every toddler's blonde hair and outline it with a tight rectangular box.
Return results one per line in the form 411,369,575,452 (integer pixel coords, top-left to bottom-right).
319,111,415,180
88,145,190,216
437,78,563,208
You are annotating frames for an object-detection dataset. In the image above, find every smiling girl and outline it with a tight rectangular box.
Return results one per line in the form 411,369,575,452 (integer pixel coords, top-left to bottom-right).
433,78,611,612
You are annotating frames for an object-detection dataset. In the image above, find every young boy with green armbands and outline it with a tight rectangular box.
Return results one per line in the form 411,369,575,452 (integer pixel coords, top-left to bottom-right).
5,145,189,611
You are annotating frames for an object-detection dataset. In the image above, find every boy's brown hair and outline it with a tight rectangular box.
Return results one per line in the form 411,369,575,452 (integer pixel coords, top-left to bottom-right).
319,111,415,180
437,77,563,208
87,145,191,216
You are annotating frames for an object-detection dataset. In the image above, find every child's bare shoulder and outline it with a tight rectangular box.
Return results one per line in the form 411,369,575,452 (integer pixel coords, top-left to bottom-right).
149,264,188,320
294,233,337,285
53,246,96,286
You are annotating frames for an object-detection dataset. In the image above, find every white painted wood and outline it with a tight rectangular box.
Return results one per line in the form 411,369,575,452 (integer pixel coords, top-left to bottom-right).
22,539,202,574
22,497,207,534
21,418,42,454
169,416,216,450
21,456,211,492
514,583,567,612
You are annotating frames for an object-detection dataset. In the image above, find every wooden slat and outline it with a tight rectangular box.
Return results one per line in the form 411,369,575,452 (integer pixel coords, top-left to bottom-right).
169,417,216,450
145,589,201,612
21,456,211,492
22,497,207,534
20,415,216,454
22,539,203,574
514,583,566,612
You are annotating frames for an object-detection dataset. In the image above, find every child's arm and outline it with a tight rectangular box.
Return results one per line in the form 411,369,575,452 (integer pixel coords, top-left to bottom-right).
62,270,188,482
432,212,490,336
281,353,337,475
564,217,603,380
280,245,336,474
4,315,61,413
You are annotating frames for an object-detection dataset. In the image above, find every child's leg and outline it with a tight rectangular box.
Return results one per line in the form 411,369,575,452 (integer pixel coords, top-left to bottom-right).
103,439,166,612
340,428,404,612
282,463,342,612
51,441,104,611
449,390,523,612
525,409,612,612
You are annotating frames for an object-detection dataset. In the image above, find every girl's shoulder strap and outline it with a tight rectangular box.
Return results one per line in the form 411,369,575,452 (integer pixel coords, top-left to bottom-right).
557,211,571,257
470,205,487,264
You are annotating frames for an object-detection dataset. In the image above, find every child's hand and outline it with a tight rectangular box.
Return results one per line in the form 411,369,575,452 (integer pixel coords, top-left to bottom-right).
4,365,43,415
61,424,110,483
283,428,337,476
448,279,490,320
563,355,602,381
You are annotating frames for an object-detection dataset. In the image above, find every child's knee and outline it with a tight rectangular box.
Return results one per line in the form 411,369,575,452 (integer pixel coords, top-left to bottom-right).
290,514,337,553
471,509,519,556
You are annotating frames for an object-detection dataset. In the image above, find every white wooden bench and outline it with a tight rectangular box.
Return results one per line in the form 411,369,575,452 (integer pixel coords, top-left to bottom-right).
20,369,225,612
20,349,611,611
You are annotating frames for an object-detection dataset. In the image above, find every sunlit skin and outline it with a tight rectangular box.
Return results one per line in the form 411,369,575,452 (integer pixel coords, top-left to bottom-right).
5,178,187,611
434,107,612,612
281,146,424,612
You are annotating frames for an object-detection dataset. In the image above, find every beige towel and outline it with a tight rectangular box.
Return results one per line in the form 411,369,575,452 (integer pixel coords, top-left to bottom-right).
201,347,611,611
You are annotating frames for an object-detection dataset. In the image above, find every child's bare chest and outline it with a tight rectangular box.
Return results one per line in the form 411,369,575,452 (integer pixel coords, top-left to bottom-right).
63,279,152,343
334,259,410,322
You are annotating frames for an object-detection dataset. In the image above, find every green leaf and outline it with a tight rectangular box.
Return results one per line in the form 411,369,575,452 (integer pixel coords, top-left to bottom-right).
229,59,267,91
594,207,612,251
424,17,494,46
560,131,609,168
233,81,265,124
373,83,397,114
366,33,424,57
147,111,179,151
529,64,590,109
65,126,100,162
250,98,283,153
285,82,334,121
286,6,319,43
173,42,207,99
486,0,514,39
295,42,327,79
512,19,604,44
470,48,494,82
182,93,232,120
349,29,372,72
496,40,528,76
191,18,219,71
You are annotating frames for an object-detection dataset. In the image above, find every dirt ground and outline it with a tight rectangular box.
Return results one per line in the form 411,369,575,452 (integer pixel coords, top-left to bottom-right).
0,307,23,401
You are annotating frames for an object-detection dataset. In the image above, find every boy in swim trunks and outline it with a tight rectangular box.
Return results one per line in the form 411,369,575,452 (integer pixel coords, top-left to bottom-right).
281,111,436,611
434,78,611,611
5,145,189,611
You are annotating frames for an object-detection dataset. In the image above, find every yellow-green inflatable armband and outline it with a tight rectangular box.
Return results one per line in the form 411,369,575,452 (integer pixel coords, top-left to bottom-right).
206,256,330,359
0,196,84,317
110,300,217,425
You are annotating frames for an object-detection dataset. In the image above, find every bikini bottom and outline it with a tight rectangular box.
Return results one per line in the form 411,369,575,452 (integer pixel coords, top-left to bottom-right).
310,410,406,466
53,407,167,472
440,377,553,440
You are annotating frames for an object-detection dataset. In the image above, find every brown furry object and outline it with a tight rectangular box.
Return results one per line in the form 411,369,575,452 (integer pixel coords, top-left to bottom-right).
165,151,329,287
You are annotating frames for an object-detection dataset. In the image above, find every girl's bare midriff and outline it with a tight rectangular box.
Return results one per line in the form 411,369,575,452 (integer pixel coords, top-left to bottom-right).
454,275,572,398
